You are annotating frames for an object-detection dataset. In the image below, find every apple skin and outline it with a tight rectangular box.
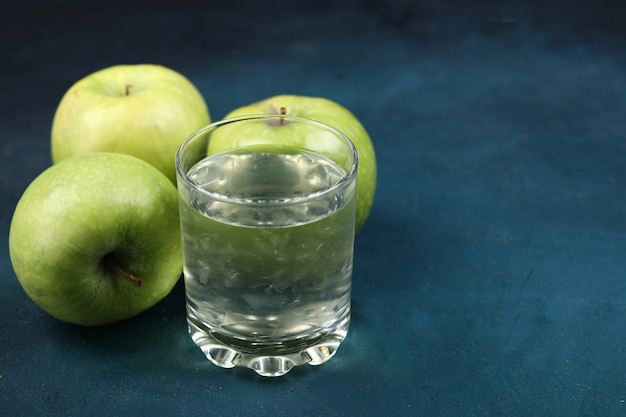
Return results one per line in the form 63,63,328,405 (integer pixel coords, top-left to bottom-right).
8,153,183,326
219,95,377,233
51,64,211,183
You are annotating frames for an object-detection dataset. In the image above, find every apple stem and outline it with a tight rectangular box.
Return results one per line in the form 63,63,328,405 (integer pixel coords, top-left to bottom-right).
108,257,142,287
266,105,290,126
276,107,288,125
279,107,288,125
124,83,133,96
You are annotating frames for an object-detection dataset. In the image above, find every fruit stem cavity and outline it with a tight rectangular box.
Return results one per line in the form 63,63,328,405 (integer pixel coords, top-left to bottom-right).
104,253,142,287
124,83,133,96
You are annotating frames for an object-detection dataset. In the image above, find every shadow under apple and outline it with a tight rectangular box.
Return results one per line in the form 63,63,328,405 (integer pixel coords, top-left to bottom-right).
47,278,202,368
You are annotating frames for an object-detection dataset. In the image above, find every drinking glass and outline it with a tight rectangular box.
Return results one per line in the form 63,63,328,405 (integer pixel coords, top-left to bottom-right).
175,114,358,377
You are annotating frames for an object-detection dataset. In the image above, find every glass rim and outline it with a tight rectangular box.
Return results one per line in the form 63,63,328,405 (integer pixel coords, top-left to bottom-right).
175,114,359,206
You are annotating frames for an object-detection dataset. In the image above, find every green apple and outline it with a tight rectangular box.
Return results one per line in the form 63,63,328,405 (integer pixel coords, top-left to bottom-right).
8,152,182,326
51,64,211,183
217,95,377,232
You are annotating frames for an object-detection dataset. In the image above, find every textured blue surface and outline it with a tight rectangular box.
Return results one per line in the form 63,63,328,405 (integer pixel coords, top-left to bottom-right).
3,1,626,415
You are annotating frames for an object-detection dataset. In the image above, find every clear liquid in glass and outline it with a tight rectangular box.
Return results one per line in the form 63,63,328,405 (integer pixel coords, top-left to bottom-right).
179,147,356,376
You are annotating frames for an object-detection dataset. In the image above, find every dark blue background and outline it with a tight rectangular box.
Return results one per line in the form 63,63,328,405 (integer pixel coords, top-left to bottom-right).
2,1,626,415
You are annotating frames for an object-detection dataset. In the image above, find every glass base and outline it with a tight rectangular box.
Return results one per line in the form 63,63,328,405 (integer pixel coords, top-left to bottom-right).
187,308,350,377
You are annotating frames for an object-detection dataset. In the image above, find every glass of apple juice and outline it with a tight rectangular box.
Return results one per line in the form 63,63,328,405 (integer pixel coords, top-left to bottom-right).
175,114,358,377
